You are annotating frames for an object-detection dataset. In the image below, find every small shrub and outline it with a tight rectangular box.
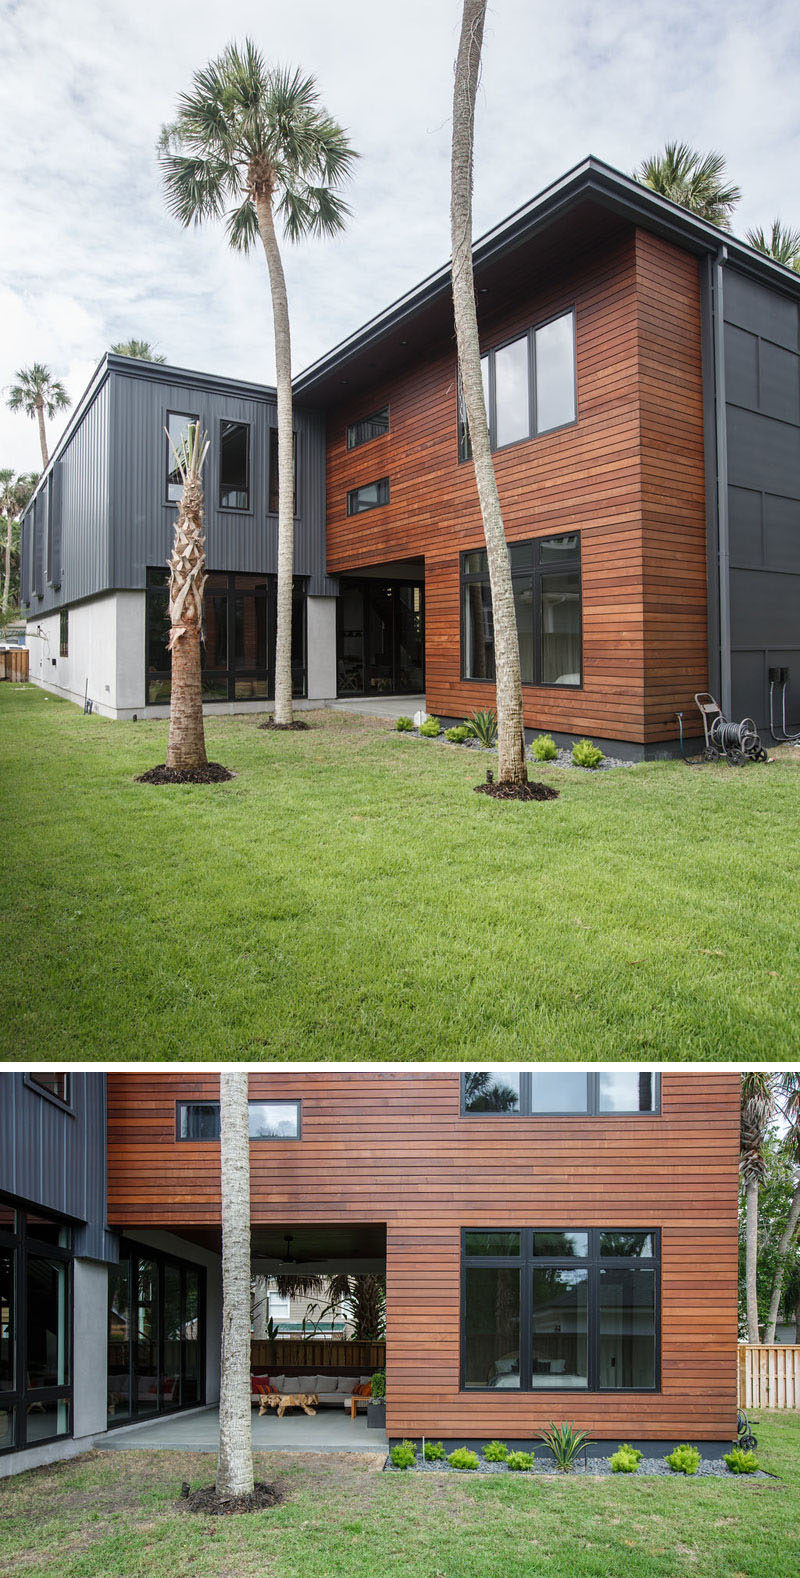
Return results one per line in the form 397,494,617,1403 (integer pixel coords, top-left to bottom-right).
724,1446,759,1474
419,716,441,737
665,1443,701,1475
505,1451,534,1472
395,716,413,732
370,1369,385,1402
444,725,470,744
424,1440,445,1462
482,1440,510,1463
447,1447,479,1471
539,1421,595,1473
610,1444,642,1474
390,1440,417,1469
531,732,558,762
571,737,604,769
464,708,498,748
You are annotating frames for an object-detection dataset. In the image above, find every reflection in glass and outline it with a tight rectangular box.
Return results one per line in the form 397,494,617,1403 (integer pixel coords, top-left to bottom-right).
26,1257,69,1388
598,1072,654,1113
464,1231,521,1257
599,1233,654,1258
599,1267,656,1388
183,1270,200,1406
495,335,530,447
166,413,198,503
533,1232,588,1258
163,1264,181,1407
0,1251,14,1390
219,421,249,509
464,1268,520,1389
513,579,535,684
248,1102,300,1139
463,1072,520,1113
535,314,576,432
541,572,581,686
532,1268,588,1387
108,1258,131,1423
134,1259,159,1418
0,1405,13,1449
178,1104,220,1141
462,582,495,680
530,1073,588,1113
26,1399,70,1442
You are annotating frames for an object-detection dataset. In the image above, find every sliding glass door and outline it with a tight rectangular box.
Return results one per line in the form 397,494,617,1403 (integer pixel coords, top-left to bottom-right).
107,1244,205,1427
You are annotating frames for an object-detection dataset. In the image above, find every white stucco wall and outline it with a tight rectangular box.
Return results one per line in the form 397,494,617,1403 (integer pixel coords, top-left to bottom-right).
26,592,146,718
307,595,338,701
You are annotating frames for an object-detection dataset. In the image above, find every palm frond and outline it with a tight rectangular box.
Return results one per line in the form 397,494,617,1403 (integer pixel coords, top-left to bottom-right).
635,141,740,228
746,219,800,269
279,181,351,242
225,197,260,253
160,153,231,226
6,364,70,419
740,1072,776,1182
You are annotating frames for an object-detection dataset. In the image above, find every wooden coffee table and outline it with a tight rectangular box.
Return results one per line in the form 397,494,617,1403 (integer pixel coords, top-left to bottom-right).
259,1391,318,1418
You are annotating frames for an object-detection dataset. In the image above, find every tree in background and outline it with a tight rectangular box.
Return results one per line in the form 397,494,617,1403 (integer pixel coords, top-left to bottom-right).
451,0,527,785
275,1271,386,1341
635,142,741,228
159,39,357,727
740,1072,777,1341
111,339,167,362
217,1069,254,1501
745,220,800,271
6,364,71,468
738,1131,795,1335
1,469,38,614
763,1074,800,1342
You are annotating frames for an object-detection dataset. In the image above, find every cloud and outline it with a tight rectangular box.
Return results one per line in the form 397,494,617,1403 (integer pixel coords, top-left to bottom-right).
0,0,797,471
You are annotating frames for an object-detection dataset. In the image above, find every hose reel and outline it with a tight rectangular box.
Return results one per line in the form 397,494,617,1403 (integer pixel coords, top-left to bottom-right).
691,694,768,766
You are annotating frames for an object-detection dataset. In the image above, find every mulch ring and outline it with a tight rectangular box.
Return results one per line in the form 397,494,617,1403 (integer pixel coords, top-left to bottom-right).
474,779,559,802
135,762,235,785
178,1480,284,1516
258,718,310,731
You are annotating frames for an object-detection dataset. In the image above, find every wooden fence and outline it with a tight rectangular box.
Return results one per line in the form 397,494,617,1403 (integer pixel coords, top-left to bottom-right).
0,648,28,681
738,1344,800,1409
251,1338,385,1373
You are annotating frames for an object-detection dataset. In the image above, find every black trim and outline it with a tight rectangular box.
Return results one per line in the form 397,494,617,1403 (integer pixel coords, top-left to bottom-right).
458,308,577,461
175,1099,302,1142
218,419,251,513
347,478,390,515
106,1239,206,1428
460,1072,661,1117
165,410,199,504
0,1197,73,1457
23,1074,73,1114
347,406,390,449
459,533,582,690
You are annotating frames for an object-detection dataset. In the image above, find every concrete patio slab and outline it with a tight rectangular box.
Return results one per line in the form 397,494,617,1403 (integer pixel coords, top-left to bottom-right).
326,694,425,721
99,1405,385,1454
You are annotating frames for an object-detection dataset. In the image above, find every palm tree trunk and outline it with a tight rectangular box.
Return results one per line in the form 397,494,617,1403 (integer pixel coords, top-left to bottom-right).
745,1177,761,1343
256,196,294,726
451,0,526,784
35,401,49,469
763,1183,800,1343
166,473,207,771
2,514,12,614
216,1069,254,1500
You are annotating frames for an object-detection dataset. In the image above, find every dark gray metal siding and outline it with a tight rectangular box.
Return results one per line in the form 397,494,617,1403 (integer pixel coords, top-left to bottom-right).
723,267,800,728
0,1075,115,1262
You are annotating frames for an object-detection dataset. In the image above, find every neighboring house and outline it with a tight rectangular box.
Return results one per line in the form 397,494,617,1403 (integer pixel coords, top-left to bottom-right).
251,1277,352,1339
18,158,800,753
1,1068,740,1474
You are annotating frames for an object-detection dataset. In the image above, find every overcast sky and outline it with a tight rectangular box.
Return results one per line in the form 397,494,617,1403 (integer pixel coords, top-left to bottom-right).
1,0,798,471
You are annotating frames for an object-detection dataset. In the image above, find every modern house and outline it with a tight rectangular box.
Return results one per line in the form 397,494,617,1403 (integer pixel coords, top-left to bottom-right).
1,1067,739,1475
19,158,800,753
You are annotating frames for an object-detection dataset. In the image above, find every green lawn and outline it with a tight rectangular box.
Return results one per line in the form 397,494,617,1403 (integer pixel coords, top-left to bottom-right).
1,1415,799,1577
1,684,799,1058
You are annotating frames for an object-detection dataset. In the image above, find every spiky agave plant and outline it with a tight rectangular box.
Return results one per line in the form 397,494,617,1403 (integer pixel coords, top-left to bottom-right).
165,421,210,772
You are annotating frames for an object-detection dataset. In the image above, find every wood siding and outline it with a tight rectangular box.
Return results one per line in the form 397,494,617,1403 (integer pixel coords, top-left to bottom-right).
324,227,707,744
107,1072,739,1440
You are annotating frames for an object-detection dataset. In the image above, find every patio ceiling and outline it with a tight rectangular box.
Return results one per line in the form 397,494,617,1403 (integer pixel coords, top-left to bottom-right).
168,1221,387,1274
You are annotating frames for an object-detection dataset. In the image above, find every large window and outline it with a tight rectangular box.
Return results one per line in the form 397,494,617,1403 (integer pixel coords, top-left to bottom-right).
461,534,581,688
268,428,297,515
219,420,250,510
145,568,307,705
165,411,199,503
108,1242,204,1427
0,1199,72,1456
458,309,576,459
347,478,390,515
347,406,390,449
176,1100,301,1141
462,1072,658,1116
462,1228,658,1392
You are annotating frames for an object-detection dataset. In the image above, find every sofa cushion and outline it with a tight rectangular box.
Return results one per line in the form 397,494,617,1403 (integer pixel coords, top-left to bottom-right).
334,1375,354,1393
280,1377,301,1392
314,1374,339,1394
269,1374,285,1391
352,1380,371,1397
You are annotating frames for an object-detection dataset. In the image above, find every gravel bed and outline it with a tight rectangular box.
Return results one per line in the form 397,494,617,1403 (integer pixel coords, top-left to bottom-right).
396,729,633,770
385,1455,773,1480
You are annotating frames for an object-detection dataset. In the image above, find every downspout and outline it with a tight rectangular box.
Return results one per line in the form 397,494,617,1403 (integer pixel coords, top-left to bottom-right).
713,244,732,715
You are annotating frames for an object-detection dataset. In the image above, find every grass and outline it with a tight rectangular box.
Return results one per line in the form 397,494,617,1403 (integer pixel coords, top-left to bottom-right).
0,1414,798,1577
1,684,799,1057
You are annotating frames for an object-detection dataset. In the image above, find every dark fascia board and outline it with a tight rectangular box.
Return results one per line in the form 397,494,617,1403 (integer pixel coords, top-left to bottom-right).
293,154,800,399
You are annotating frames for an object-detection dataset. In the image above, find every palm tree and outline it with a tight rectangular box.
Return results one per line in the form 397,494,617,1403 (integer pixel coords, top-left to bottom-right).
1,469,37,614
110,339,167,362
745,220,800,271
165,421,210,771
763,1074,800,1342
740,1072,776,1342
217,1068,254,1501
7,364,71,469
159,40,357,727
275,1271,386,1341
451,0,527,785
635,142,741,229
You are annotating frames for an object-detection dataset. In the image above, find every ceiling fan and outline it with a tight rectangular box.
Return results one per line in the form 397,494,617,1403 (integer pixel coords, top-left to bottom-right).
279,1234,303,1265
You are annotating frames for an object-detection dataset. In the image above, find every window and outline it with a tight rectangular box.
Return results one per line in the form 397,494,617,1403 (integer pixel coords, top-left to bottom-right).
461,1072,659,1116
347,406,390,449
219,420,250,510
458,309,576,459
25,1073,71,1106
165,411,199,503
108,1242,204,1426
268,1293,291,1320
268,427,297,515
59,609,68,658
461,1229,659,1392
460,534,581,688
347,478,389,515
145,568,307,706
0,1200,73,1455
176,1100,301,1140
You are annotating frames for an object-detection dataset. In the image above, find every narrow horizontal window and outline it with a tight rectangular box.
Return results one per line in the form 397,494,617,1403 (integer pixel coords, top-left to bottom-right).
347,406,389,449
176,1100,301,1140
532,1231,588,1258
464,1230,521,1257
461,1071,659,1116
26,1073,70,1105
530,1072,588,1113
462,1072,520,1114
219,420,250,510
165,411,199,504
347,478,390,515
268,428,297,515
597,1071,655,1114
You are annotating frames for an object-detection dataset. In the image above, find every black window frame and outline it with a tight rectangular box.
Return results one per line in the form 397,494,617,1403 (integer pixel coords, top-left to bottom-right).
268,427,298,516
23,1073,73,1113
59,608,69,658
460,532,582,690
460,1226,660,1394
0,1196,74,1457
164,410,200,505
106,1238,206,1429
458,307,577,461
218,419,251,513
460,1072,661,1117
347,406,390,450
347,477,390,515
175,1099,303,1142
145,567,308,706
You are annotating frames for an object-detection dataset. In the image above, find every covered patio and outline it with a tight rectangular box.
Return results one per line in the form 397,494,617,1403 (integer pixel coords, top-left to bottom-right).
100,1402,382,1454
